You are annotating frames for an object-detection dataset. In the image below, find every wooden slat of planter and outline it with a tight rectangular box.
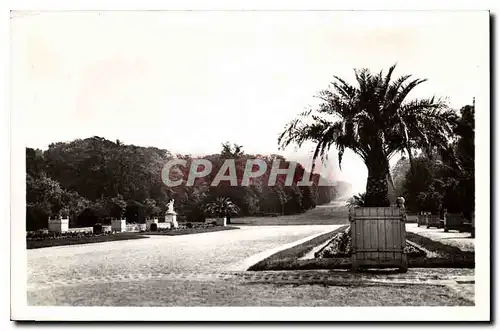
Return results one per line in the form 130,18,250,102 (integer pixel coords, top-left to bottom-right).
357,248,403,252
373,218,379,260
371,218,377,260
357,217,363,260
395,218,400,259
366,219,371,260
377,217,385,261
354,216,401,220
385,217,392,261
350,207,407,271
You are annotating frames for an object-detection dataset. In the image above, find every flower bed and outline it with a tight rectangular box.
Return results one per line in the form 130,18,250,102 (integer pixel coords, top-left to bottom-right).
26,231,147,249
314,231,352,258
26,228,112,241
314,230,426,259
141,222,239,236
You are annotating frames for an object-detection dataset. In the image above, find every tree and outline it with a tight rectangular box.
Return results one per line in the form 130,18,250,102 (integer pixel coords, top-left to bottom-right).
26,174,67,218
203,197,240,220
388,157,410,203
143,198,161,219
453,104,475,218
279,64,457,207
221,142,244,158
396,103,474,216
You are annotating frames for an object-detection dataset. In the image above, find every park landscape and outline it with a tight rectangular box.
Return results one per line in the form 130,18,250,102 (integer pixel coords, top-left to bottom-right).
25,64,476,307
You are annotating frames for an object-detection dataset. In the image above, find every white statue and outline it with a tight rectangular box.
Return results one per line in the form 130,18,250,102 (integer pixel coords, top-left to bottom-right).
166,199,175,213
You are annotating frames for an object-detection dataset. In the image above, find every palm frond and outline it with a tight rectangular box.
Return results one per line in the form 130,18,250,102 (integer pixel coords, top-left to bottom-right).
278,65,455,205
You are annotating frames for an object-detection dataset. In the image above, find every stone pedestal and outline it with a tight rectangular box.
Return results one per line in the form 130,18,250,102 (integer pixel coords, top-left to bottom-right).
112,219,126,232
48,218,69,233
206,217,227,227
165,212,178,229
157,222,172,230
146,218,159,231
216,217,227,227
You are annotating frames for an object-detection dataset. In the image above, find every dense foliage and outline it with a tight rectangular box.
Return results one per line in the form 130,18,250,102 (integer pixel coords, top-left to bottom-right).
387,105,475,217
203,197,240,221
346,193,366,208
26,138,347,230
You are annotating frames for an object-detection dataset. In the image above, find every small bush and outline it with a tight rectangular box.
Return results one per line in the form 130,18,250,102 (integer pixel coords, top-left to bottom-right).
150,223,158,231
186,222,193,229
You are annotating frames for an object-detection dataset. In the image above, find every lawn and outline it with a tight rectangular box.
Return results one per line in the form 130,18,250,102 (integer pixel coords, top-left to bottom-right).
406,232,475,268
26,233,148,249
248,226,349,271
249,228,474,271
142,226,239,236
231,204,350,226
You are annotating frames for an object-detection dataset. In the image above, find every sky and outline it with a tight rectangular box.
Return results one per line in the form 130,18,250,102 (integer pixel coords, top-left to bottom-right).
11,10,487,195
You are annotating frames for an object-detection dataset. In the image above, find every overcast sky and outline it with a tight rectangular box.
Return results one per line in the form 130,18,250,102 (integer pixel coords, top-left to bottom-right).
11,11,487,195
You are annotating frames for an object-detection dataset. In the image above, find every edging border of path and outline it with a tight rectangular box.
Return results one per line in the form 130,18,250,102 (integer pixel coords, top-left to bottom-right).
226,226,344,271
28,269,475,291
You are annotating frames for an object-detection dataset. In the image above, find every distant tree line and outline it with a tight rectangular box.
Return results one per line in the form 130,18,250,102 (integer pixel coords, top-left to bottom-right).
26,139,348,230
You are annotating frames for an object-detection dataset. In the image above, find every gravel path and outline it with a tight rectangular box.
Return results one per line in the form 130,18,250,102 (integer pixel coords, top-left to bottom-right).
406,224,475,252
28,225,340,288
28,279,472,306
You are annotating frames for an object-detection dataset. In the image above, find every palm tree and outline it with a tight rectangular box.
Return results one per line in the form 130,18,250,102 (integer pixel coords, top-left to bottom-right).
278,65,458,207
203,197,240,223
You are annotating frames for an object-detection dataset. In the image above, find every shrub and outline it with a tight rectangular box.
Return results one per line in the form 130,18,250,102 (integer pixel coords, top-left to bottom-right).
346,193,366,208
150,223,158,231
203,197,240,218
186,222,193,228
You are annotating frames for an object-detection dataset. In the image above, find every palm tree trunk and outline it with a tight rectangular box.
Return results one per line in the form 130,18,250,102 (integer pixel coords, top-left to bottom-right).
365,155,390,207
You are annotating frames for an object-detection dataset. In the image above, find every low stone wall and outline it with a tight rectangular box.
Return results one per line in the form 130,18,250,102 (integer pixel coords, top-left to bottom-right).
205,217,227,226
156,222,171,230
405,214,418,223
66,227,93,233
48,218,69,233
66,225,112,233
126,223,147,232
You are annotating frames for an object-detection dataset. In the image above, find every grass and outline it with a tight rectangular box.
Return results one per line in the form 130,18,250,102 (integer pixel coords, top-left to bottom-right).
248,226,349,271
142,226,239,236
249,228,474,271
26,233,148,249
406,232,475,268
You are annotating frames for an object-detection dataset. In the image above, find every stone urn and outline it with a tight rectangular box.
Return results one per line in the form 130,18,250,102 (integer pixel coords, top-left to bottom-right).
396,196,405,208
